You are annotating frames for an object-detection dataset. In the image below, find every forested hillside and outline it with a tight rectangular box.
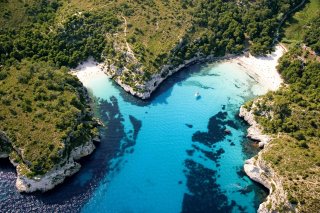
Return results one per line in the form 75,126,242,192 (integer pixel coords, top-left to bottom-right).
304,15,320,53
244,1,320,210
0,0,302,68
0,60,99,177
1,0,302,88
246,46,320,212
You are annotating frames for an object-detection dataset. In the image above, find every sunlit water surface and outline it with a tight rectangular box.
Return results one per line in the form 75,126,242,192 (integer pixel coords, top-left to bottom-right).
0,61,268,213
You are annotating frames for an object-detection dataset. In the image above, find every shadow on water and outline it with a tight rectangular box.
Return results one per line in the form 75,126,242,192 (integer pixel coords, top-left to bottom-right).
0,61,220,212
0,61,269,212
0,96,141,212
238,113,269,210
183,108,245,212
0,158,14,170
182,105,268,212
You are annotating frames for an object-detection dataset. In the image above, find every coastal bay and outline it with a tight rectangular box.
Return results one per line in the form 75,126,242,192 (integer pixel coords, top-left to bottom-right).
75,51,282,212
0,45,283,212
0,0,318,211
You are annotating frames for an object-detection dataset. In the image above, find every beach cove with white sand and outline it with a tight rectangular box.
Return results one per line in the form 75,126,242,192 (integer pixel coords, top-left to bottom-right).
1,0,318,211
0,45,285,212
72,46,284,212
233,45,285,92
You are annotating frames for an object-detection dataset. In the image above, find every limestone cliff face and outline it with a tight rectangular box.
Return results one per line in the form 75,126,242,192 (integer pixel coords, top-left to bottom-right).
239,105,270,148
15,139,95,193
240,106,296,212
0,88,99,193
16,161,81,193
244,153,295,212
103,56,202,99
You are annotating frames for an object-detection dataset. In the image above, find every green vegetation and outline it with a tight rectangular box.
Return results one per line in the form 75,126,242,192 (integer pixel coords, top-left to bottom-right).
248,46,320,211
254,48,320,139
254,47,320,212
0,60,98,177
0,0,120,68
304,15,320,53
246,2,320,210
0,0,311,190
282,0,320,45
1,0,303,92
0,0,105,177
105,0,302,91
0,131,11,154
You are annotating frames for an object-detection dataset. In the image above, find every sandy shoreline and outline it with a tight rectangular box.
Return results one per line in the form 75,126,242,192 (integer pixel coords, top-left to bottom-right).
71,58,105,85
73,45,285,94
230,45,285,91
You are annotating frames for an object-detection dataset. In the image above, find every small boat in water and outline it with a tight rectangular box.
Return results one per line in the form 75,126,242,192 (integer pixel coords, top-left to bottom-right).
195,92,200,98
224,129,231,134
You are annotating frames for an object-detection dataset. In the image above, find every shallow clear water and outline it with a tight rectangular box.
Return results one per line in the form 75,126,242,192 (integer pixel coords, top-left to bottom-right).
0,61,268,213
80,62,268,213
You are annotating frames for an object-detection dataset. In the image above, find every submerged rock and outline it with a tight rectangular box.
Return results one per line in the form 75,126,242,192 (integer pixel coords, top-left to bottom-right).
185,124,193,128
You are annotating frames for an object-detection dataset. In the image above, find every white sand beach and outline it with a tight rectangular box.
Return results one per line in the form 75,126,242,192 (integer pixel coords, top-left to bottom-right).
71,58,105,85
232,45,285,91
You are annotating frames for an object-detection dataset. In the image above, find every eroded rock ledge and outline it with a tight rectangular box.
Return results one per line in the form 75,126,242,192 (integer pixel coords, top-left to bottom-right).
15,139,95,193
239,106,295,212
239,105,271,148
0,135,96,193
0,87,100,193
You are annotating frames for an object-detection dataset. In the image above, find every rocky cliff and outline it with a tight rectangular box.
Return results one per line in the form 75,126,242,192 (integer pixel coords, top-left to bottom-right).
240,106,296,212
15,139,95,193
0,84,100,193
239,105,271,148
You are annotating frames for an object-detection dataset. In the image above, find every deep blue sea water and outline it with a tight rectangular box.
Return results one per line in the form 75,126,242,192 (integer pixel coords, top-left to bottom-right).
0,61,268,213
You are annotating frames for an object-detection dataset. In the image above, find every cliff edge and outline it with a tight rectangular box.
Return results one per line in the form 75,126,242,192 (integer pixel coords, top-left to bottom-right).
15,140,95,193
240,106,296,212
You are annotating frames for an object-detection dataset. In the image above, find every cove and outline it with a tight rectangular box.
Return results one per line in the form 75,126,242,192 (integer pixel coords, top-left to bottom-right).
0,60,268,212
79,61,269,213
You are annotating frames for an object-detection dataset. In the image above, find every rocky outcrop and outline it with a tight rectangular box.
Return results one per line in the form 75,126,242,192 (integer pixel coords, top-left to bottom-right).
244,151,295,212
15,139,95,193
7,115,98,193
240,105,295,212
239,105,271,148
102,53,235,100
16,161,81,193
71,139,96,161
13,87,99,193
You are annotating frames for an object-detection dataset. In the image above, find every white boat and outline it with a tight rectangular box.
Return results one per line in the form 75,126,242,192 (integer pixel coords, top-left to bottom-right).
195,92,200,97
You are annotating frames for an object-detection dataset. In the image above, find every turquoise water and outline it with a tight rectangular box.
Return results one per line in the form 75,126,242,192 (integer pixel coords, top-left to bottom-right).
79,62,268,213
